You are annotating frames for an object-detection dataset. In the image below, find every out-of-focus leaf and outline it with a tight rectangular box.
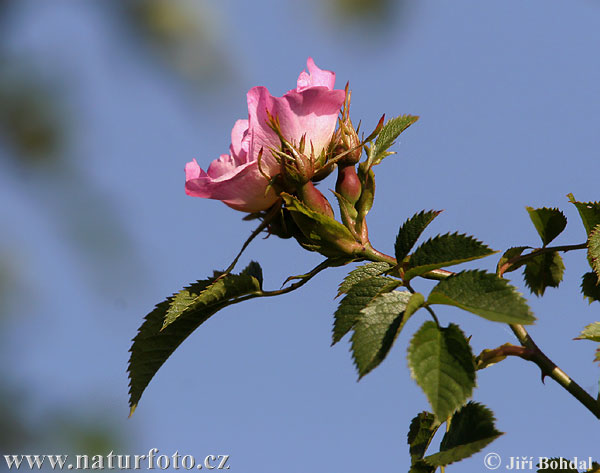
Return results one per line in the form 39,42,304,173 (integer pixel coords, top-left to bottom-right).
581,272,600,304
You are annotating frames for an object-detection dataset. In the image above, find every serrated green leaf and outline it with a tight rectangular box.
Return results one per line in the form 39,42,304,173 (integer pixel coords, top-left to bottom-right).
371,114,419,165
536,458,579,472
351,291,412,378
428,270,535,324
128,263,262,413
523,252,565,297
337,262,391,297
575,322,600,342
588,224,600,278
526,206,567,247
581,272,600,304
163,266,262,329
332,275,398,344
407,411,439,465
405,232,496,280
424,402,503,467
395,210,442,262
407,322,476,421
496,246,530,276
568,193,600,236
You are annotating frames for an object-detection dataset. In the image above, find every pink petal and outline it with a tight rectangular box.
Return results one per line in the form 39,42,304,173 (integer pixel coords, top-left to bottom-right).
296,57,336,91
206,154,237,178
247,85,345,162
185,159,278,212
229,119,250,164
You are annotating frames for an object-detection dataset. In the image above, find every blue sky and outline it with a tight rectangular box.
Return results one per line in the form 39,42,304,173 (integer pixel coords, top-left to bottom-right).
1,0,599,471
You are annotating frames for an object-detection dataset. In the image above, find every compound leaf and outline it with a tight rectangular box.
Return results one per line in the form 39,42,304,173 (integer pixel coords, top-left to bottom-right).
128,262,262,414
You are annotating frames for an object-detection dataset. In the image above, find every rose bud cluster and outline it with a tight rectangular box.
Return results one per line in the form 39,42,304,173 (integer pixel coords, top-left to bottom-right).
185,58,376,259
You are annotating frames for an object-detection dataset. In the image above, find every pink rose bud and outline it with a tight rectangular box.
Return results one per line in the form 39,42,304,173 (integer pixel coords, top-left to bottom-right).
296,181,334,218
335,164,362,206
185,58,346,213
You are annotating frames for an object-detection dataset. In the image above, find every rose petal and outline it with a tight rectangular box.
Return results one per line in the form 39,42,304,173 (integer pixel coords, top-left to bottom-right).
185,159,277,212
296,57,336,91
247,85,345,163
229,119,249,164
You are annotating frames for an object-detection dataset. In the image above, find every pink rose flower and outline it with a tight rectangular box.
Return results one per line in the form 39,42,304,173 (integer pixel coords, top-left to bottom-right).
185,58,346,212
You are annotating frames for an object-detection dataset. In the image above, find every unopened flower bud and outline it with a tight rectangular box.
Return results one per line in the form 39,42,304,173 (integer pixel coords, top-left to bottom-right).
335,164,362,206
296,181,334,218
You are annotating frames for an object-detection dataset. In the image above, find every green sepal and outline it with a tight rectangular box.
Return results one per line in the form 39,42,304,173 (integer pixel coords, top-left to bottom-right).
332,274,399,344
394,210,442,263
337,262,391,297
581,272,600,304
404,232,496,281
331,190,359,236
575,322,600,342
496,246,530,276
588,224,600,278
355,164,375,227
281,192,360,258
407,322,476,421
568,193,600,236
526,206,567,247
523,252,565,297
163,262,262,330
351,290,412,378
407,411,439,469
370,114,419,166
127,262,262,414
428,270,535,325
424,402,503,467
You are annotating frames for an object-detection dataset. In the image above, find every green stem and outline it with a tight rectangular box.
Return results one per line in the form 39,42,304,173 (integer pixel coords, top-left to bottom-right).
499,242,587,276
509,324,600,419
